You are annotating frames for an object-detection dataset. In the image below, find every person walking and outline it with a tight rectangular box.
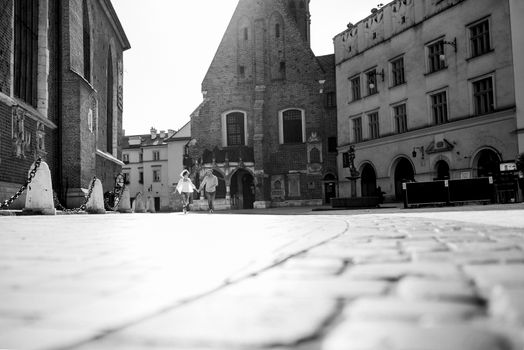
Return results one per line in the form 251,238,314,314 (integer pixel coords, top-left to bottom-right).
176,169,197,214
198,169,219,213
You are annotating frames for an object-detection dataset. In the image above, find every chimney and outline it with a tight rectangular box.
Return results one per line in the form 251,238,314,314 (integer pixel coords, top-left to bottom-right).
150,127,157,140
159,130,166,138
168,129,175,138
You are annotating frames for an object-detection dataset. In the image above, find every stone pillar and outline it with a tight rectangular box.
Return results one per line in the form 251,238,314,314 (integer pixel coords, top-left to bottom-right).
24,161,56,215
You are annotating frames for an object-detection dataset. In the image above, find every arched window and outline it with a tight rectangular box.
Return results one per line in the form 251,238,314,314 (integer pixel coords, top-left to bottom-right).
288,0,297,21
279,109,305,144
14,0,39,106
106,48,114,154
275,23,281,38
83,0,91,82
310,147,320,163
435,160,450,180
226,112,245,146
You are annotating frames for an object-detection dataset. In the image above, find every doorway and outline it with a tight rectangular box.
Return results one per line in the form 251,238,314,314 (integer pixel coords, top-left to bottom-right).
435,160,450,180
323,174,336,204
394,158,415,200
476,149,500,178
230,169,255,209
361,164,377,197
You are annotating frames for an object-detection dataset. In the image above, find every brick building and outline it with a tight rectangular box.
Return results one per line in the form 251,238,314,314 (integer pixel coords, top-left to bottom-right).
0,0,130,209
334,0,524,201
188,0,338,210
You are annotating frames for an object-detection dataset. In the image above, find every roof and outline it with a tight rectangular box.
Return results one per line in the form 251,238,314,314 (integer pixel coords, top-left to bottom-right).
316,54,335,75
101,0,131,50
121,134,168,149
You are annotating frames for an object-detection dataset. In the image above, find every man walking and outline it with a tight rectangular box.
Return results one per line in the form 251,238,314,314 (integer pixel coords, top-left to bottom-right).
199,169,218,213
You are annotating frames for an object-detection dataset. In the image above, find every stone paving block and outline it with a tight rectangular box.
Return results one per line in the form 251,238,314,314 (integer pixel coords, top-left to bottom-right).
323,321,520,350
306,246,406,264
463,264,524,294
412,250,524,265
343,297,482,323
400,240,449,253
0,326,96,350
395,277,478,303
447,241,521,252
221,275,390,299
343,262,463,281
280,256,346,274
489,287,524,325
100,296,338,348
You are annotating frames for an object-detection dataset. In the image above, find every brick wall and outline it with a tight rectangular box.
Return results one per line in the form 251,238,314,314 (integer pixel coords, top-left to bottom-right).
0,0,13,95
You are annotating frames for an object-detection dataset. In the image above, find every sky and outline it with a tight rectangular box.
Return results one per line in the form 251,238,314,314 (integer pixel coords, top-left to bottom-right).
110,0,379,136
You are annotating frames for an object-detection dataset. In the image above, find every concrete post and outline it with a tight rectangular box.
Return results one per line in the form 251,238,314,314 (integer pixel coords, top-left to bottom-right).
23,161,56,215
85,179,105,214
117,187,132,213
133,193,146,213
146,196,156,213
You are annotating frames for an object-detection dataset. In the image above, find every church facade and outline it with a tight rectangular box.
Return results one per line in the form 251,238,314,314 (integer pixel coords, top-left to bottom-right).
0,0,130,209
188,0,338,209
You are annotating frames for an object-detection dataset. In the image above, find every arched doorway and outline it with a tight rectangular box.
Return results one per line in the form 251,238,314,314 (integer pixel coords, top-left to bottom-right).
230,169,255,209
476,149,500,178
394,158,415,200
361,163,377,197
435,160,450,180
323,174,336,204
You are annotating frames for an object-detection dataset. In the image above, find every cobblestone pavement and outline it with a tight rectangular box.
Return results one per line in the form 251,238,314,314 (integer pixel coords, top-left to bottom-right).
1,208,524,350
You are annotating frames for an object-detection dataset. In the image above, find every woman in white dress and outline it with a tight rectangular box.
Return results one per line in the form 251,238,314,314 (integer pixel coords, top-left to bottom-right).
176,169,197,213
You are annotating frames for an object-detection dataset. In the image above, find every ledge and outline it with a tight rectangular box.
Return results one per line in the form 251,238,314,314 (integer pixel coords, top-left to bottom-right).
2,94,58,129
96,149,125,166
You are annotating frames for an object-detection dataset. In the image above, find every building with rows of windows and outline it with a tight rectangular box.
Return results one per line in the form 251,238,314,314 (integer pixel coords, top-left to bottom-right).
334,0,524,201
0,0,130,209
121,124,191,212
188,0,338,209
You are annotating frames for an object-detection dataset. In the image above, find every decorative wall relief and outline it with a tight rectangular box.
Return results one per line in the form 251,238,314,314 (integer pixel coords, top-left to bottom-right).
270,175,285,201
307,131,323,174
11,107,32,159
36,122,46,158
117,58,123,111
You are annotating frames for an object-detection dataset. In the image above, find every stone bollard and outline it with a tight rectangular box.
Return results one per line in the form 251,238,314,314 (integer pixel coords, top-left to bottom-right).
85,179,105,214
117,187,132,213
146,196,156,213
23,160,56,215
133,193,146,213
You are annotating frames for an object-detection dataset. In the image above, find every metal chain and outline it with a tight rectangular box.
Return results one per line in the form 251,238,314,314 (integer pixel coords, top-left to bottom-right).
104,176,126,211
53,177,97,214
0,158,42,210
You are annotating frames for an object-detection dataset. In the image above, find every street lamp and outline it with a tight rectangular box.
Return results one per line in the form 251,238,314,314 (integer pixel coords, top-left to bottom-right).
368,69,385,90
412,146,425,159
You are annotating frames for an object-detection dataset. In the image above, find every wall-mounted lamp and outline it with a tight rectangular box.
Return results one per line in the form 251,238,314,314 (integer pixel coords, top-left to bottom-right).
412,146,425,159
319,80,326,94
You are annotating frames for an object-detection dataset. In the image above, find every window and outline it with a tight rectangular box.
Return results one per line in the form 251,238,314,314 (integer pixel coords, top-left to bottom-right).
280,61,286,74
153,150,160,161
473,77,494,115
469,19,491,58
350,76,361,101
328,137,337,153
123,154,129,164
275,23,281,38
281,109,304,144
427,40,446,73
368,112,380,139
139,153,143,162
123,172,130,184
325,92,336,108
431,91,448,124
394,104,408,134
226,112,245,146
342,152,350,168
14,0,39,107
106,48,113,153
352,117,362,143
243,27,248,40
366,70,378,95
82,0,91,82
391,57,405,86
153,169,161,182
139,171,144,184
310,148,321,163
239,66,245,78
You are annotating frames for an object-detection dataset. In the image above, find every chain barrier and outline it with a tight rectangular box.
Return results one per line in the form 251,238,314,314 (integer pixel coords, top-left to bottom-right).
104,175,126,211
0,158,42,210
53,176,97,214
